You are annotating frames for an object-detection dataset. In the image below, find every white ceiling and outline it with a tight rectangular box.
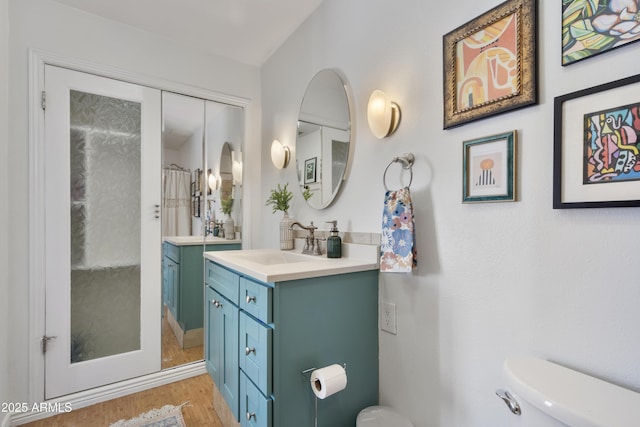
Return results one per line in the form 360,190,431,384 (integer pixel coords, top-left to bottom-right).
50,0,324,66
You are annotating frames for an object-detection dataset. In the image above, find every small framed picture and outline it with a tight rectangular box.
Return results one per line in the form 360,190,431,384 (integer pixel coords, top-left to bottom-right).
463,130,517,203
553,74,640,208
304,157,317,184
443,0,537,129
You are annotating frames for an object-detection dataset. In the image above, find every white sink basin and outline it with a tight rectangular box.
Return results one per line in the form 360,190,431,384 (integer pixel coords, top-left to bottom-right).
232,251,326,265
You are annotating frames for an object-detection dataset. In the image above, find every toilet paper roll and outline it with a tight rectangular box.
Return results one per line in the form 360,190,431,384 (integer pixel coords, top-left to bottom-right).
310,364,347,399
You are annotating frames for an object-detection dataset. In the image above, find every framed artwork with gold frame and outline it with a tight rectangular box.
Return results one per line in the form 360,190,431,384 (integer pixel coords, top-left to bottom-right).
443,0,537,129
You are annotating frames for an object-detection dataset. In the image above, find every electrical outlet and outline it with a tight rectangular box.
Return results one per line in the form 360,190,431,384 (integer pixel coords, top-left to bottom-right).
380,302,397,334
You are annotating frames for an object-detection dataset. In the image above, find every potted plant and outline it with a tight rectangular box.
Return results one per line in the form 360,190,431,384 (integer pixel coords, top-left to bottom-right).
265,183,295,249
221,196,235,239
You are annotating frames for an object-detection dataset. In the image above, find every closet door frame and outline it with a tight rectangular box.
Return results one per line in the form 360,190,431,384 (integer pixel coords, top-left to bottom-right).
27,49,250,410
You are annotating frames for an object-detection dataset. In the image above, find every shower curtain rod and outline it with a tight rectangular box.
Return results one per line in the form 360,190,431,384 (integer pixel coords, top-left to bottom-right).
163,163,190,172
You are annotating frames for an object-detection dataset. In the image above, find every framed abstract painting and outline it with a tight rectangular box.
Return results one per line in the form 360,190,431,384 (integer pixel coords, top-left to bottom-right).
463,130,517,203
553,74,640,208
562,0,640,66
443,0,537,129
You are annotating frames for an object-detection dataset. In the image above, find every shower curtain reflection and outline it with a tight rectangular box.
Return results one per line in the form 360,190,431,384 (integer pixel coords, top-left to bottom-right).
162,167,191,237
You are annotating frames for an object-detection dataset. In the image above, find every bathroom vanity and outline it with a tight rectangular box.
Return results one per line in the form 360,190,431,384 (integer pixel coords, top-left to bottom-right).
162,236,241,349
204,246,379,427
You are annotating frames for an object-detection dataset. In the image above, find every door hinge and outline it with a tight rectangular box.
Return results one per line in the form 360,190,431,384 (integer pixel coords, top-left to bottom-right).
41,335,56,354
41,91,46,111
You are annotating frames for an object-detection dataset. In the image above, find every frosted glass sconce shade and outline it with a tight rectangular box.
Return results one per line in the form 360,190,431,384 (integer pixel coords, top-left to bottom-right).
271,139,290,169
208,172,219,191
232,160,243,184
367,90,401,138
232,150,243,184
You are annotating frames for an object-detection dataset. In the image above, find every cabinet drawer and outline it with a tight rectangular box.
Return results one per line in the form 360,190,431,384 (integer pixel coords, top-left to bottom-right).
239,311,272,396
240,371,272,427
164,242,180,263
240,277,272,323
206,260,239,305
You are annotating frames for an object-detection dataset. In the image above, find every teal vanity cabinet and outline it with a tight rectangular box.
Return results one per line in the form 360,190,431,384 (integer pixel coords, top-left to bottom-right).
204,257,379,427
162,238,240,349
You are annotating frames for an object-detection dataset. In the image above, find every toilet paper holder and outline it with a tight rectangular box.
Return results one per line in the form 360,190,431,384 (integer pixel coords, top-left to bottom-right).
302,364,347,427
301,363,347,379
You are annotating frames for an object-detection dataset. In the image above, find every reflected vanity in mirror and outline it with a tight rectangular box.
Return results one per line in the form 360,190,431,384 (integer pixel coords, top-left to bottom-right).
296,69,352,209
161,92,243,370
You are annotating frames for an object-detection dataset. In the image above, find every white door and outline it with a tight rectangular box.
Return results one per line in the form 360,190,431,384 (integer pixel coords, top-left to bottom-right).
44,65,162,398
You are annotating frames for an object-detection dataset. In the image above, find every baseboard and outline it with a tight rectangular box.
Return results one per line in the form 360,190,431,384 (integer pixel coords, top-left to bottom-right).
9,362,206,426
1,412,11,427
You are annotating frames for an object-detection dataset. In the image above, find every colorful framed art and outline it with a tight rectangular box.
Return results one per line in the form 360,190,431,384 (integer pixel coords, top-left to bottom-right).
562,0,640,66
553,74,640,208
463,130,517,203
443,0,537,129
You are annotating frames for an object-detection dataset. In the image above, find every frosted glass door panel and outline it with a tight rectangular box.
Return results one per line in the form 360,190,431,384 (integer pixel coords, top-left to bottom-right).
44,65,161,399
70,90,142,362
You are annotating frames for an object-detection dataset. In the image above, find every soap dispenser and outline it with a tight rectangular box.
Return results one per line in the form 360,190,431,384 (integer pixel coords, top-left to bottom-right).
325,220,342,258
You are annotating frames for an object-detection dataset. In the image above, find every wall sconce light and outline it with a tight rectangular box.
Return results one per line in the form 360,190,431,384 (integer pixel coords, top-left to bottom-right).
367,90,401,139
271,139,290,169
208,172,219,192
232,150,243,185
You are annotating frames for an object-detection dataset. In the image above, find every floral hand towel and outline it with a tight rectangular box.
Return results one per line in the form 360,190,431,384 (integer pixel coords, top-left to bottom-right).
380,187,417,272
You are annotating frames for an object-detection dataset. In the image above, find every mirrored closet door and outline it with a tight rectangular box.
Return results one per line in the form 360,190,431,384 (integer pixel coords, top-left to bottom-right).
161,93,244,370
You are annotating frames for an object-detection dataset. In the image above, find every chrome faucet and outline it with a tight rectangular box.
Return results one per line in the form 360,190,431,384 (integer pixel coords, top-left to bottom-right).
289,221,321,255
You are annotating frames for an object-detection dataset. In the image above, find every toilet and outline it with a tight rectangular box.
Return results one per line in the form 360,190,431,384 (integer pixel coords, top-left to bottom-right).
499,357,640,426
356,405,414,427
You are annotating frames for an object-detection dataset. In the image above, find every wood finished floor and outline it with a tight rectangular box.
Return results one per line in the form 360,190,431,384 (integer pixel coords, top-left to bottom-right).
161,308,203,370
20,374,222,427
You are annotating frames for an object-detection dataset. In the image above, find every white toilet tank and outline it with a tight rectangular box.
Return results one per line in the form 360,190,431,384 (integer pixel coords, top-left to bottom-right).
499,357,640,427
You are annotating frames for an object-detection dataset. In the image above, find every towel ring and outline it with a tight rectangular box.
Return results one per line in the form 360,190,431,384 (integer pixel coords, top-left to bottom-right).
383,153,415,191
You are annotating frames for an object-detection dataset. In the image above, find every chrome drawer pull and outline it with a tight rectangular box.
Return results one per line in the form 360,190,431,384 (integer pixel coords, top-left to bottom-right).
211,299,222,308
246,412,256,421
245,346,256,355
246,295,256,304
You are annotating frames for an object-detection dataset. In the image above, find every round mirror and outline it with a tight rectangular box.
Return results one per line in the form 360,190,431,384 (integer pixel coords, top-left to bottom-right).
296,69,351,209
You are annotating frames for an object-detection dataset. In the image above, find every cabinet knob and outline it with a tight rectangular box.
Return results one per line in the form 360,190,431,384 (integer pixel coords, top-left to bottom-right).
212,299,222,308
246,295,256,304
246,412,256,421
245,346,256,355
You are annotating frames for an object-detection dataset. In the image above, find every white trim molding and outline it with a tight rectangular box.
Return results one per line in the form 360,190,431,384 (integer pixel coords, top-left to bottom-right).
1,413,11,427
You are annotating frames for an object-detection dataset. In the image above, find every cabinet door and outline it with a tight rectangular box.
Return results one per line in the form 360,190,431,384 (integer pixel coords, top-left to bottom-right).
205,286,222,384
162,254,169,308
165,258,180,319
220,295,240,421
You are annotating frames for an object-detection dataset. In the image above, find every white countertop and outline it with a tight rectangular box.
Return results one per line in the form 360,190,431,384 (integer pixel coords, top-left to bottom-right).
163,235,242,246
203,243,379,282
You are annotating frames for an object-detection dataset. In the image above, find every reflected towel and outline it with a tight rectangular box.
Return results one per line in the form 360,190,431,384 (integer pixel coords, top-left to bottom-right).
380,187,417,273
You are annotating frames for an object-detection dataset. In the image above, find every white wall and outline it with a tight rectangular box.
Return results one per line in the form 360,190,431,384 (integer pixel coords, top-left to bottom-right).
1,0,11,418
261,0,640,426
7,0,261,403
